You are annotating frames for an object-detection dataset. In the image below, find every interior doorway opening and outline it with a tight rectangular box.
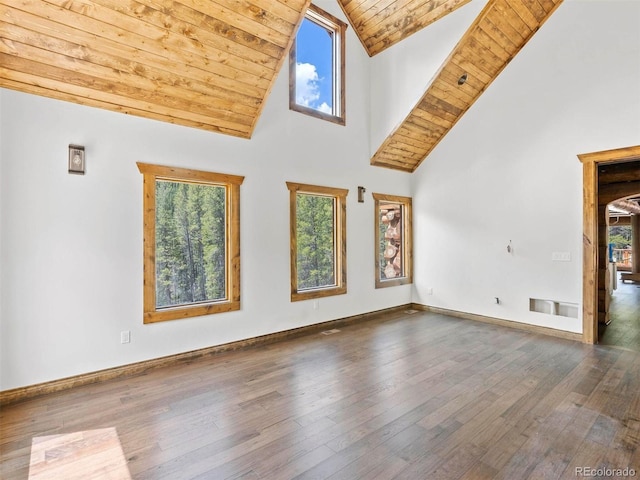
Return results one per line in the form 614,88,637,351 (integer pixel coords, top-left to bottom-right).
579,145,640,344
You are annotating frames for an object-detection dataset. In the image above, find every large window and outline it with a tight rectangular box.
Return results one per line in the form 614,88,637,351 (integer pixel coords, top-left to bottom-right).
137,163,243,323
287,182,348,301
289,4,346,125
374,193,413,289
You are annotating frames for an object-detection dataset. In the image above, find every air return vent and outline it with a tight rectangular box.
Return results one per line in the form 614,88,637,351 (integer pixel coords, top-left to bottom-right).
529,298,578,318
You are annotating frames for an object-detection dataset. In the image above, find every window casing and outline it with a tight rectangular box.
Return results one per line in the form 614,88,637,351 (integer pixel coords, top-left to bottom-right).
289,4,346,125
137,163,243,323
374,193,413,289
287,182,348,301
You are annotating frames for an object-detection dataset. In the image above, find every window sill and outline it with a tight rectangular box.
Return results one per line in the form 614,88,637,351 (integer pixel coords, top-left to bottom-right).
291,286,347,302
143,300,240,324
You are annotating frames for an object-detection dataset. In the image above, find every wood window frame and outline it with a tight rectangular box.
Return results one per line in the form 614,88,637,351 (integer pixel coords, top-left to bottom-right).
289,3,347,126
286,182,348,302
373,193,413,289
137,163,244,324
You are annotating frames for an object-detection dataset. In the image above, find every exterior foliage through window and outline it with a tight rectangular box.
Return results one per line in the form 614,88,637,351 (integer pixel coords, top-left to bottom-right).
155,180,226,308
287,182,348,301
296,193,336,290
138,163,243,323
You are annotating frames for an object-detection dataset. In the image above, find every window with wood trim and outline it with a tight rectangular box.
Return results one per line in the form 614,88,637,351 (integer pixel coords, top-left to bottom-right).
374,193,413,288
137,163,243,323
289,4,346,125
287,182,348,301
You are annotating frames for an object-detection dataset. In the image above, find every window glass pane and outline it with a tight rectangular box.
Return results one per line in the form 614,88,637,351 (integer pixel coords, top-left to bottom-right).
295,17,334,114
379,203,404,280
296,193,336,290
155,180,226,308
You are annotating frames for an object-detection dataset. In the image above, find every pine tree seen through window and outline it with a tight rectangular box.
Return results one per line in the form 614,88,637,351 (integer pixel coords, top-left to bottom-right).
138,163,243,323
287,182,347,301
296,193,336,290
155,180,226,308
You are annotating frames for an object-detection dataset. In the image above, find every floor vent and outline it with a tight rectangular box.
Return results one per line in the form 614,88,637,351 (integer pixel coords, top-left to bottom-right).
404,309,419,314
321,329,341,335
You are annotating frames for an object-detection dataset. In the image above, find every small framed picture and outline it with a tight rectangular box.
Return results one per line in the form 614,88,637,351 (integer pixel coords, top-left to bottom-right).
68,145,85,175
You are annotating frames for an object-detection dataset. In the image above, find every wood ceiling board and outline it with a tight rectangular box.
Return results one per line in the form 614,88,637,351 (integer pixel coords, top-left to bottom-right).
131,1,285,59
0,26,262,116
600,182,640,206
0,56,256,137
365,0,472,55
371,0,563,172
599,163,640,184
3,8,272,97
337,0,472,56
405,115,448,135
104,1,284,67
484,9,525,45
1,76,246,136
0,0,311,138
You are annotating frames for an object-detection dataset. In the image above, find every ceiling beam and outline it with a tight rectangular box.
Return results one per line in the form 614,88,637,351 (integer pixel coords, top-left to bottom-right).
599,182,640,206
370,0,564,172
337,0,472,57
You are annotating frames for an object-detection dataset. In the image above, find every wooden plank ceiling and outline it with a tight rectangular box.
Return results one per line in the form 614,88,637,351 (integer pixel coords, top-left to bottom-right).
370,0,563,172
337,0,472,57
0,0,310,139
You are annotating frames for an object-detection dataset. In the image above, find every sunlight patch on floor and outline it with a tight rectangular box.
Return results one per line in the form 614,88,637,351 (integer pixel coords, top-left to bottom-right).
29,427,131,480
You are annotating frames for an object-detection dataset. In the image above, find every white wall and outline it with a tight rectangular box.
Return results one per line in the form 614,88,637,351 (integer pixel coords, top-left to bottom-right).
369,0,488,155
410,0,640,332
0,3,413,390
3,0,638,391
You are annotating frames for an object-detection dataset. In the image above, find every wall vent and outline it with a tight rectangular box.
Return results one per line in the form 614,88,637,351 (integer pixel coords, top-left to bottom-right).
529,298,578,319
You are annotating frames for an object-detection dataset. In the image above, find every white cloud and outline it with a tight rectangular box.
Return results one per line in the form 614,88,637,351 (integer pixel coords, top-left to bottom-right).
296,62,331,113
317,102,331,114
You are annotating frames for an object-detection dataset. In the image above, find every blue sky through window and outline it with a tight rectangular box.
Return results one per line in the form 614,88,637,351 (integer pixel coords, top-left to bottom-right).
295,18,333,114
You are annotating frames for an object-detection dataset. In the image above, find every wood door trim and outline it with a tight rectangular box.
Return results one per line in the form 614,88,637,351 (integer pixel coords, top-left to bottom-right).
578,145,640,344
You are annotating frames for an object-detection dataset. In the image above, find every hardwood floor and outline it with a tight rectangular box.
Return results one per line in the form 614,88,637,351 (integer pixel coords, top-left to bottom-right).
2,310,639,479
599,277,640,352
27,428,131,479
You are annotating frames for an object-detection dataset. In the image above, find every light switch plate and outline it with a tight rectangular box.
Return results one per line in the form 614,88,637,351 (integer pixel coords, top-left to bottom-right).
552,252,571,262
68,145,85,175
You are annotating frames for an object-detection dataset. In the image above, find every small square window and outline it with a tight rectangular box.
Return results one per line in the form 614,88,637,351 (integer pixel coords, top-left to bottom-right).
289,4,346,125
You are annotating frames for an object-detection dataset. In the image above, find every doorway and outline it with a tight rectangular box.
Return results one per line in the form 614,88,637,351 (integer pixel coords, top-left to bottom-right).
579,145,640,344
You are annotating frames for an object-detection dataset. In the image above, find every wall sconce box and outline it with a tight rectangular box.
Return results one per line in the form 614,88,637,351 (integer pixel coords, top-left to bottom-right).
357,186,366,203
68,145,85,175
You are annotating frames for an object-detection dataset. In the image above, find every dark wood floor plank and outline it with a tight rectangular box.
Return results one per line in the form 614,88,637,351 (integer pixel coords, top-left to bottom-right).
2,309,639,480
599,279,640,352
458,460,498,479
324,424,425,480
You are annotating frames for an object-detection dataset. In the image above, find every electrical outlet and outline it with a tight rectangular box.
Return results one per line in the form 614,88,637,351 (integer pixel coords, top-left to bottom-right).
427,287,433,295
120,331,131,344
313,300,319,310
